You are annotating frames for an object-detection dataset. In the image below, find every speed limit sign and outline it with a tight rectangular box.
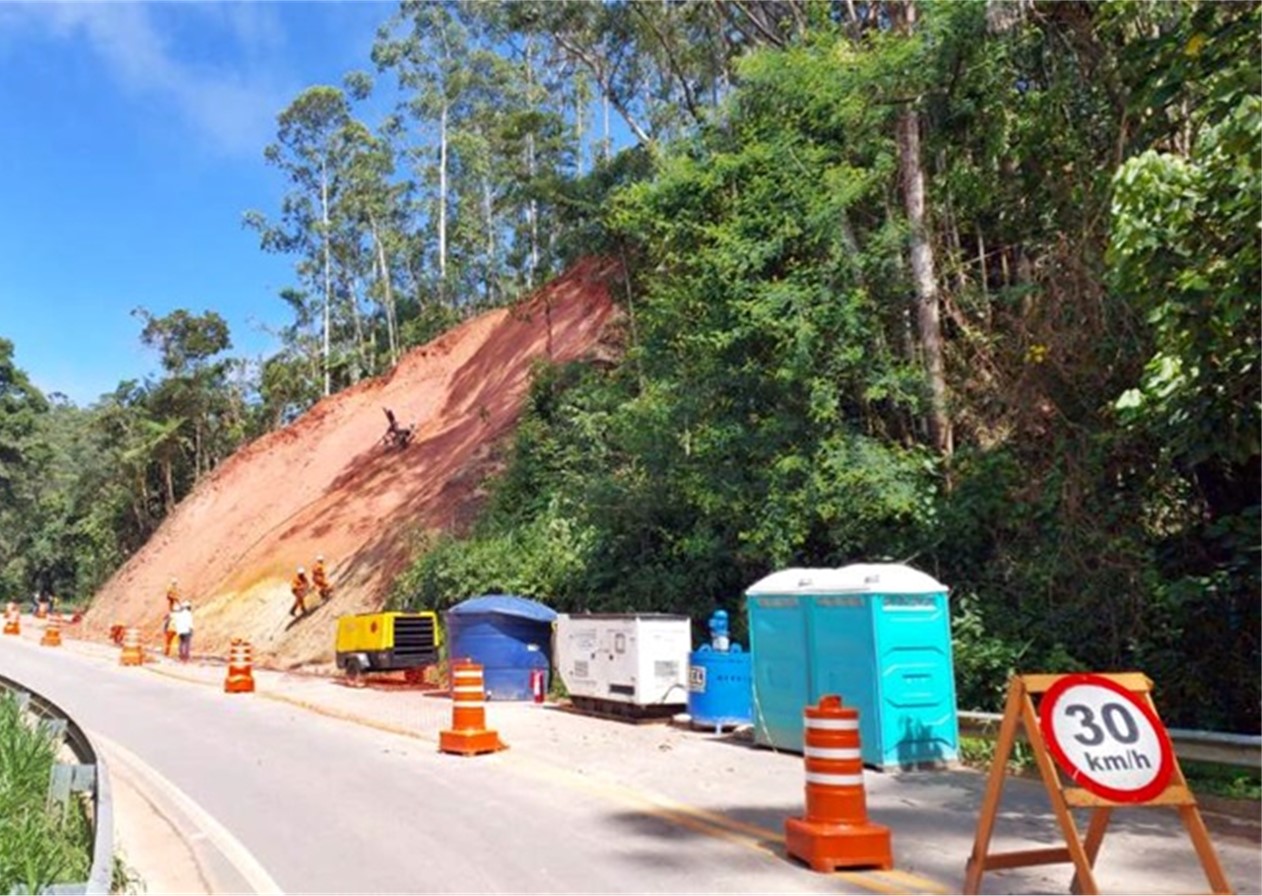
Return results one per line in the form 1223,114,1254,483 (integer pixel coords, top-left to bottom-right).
1039,673,1175,803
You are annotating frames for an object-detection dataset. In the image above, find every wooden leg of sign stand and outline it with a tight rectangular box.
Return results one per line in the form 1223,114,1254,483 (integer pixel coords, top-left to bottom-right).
1069,808,1111,895
1179,804,1232,894
963,679,1025,895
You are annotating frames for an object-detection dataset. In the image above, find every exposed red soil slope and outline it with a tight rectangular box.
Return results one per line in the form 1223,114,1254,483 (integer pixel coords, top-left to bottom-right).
82,258,621,668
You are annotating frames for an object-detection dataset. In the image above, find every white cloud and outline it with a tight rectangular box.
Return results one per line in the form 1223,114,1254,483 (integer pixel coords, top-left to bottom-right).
4,1,295,157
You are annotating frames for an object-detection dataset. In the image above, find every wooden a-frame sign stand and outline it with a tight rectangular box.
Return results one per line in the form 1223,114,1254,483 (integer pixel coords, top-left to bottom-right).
963,672,1233,895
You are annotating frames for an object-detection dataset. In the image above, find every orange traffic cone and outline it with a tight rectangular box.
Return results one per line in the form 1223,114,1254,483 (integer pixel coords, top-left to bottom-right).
2,603,18,636
35,601,47,619
439,659,506,756
224,639,256,693
785,695,892,872
119,626,145,666
40,617,62,647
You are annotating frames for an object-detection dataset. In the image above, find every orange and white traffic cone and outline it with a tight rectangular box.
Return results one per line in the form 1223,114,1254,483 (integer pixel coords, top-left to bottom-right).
439,659,506,756
119,626,145,666
40,617,62,647
224,639,256,693
2,603,18,636
784,695,892,872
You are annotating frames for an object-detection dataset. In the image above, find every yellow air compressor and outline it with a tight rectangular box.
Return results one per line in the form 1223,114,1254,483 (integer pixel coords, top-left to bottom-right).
335,611,441,682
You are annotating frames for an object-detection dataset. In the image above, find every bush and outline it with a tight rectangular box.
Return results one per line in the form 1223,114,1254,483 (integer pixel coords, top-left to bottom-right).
0,693,92,893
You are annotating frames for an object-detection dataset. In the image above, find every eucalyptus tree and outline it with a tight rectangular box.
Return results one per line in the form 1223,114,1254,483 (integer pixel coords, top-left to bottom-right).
247,86,357,397
373,1,475,309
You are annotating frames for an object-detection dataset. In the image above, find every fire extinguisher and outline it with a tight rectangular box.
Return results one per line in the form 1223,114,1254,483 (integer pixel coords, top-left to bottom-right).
530,668,545,704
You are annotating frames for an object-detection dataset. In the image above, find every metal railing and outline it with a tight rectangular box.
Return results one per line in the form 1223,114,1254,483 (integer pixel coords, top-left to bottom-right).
0,673,113,896
958,711,1262,769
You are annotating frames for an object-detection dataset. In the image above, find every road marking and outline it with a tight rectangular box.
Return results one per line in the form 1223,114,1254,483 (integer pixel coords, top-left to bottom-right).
139,662,950,894
92,731,283,895
873,869,953,894
512,755,948,894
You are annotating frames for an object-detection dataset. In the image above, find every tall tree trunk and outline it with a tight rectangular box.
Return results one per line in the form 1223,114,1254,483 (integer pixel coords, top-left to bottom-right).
895,2,952,457
320,159,333,398
482,175,496,304
526,37,539,290
439,98,450,307
370,218,399,367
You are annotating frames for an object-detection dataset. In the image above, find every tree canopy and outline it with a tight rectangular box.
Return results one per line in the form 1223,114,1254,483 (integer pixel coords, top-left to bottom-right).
3,0,1257,732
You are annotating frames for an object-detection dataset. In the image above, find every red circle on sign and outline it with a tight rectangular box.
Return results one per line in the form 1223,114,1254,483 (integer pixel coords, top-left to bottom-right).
1039,674,1174,804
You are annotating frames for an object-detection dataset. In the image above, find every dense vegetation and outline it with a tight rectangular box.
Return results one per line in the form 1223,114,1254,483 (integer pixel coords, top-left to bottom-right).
0,693,92,893
1,1,1256,731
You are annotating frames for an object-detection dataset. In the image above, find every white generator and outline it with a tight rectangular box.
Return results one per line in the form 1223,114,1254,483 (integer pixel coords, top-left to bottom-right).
555,613,691,706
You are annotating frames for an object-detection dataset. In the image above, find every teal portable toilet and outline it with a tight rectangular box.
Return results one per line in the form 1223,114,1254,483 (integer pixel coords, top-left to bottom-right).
746,563,958,769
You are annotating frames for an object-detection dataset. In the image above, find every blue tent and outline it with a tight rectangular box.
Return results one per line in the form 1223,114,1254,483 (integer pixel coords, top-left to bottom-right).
446,595,557,700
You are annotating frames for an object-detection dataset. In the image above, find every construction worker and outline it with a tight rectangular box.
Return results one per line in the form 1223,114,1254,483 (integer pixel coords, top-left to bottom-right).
164,578,180,655
312,555,332,602
162,610,174,656
290,567,311,617
172,601,194,662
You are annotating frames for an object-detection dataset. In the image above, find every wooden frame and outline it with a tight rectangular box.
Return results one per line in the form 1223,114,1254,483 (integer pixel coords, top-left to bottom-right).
962,673,1232,895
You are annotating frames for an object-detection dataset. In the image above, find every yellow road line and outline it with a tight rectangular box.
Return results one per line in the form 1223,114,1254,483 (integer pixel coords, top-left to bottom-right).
836,871,912,895
874,868,954,894
141,663,950,894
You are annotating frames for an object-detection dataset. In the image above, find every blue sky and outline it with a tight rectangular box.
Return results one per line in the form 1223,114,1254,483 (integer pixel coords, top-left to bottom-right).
0,1,396,406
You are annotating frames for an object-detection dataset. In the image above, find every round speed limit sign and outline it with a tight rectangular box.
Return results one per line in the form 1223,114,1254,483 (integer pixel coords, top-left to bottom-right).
1039,674,1175,803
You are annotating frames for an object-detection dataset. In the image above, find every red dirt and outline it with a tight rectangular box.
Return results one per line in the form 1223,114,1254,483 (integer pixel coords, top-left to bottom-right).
82,258,622,669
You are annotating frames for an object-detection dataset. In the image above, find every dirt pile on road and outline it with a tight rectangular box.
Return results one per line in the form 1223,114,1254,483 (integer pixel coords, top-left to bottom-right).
82,258,622,668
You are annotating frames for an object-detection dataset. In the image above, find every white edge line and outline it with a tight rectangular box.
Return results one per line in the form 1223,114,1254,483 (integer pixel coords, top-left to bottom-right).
91,730,284,896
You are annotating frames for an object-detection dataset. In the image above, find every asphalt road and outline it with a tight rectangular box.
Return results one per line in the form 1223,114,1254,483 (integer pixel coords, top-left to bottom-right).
0,634,871,895
5,630,1260,896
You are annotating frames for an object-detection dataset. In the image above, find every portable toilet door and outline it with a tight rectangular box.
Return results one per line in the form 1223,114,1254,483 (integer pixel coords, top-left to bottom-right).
745,569,836,752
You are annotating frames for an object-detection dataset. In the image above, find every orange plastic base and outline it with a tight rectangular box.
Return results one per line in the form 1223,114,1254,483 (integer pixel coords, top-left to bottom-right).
784,817,893,872
439,728,505,756
41,632,61,647
3,624,18,636
120,649,144,666
225,676,255,693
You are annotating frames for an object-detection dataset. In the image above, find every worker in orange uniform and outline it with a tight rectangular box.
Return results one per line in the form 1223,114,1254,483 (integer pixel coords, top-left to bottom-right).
312,555,332,602
290,567,311,617
164,578,180,655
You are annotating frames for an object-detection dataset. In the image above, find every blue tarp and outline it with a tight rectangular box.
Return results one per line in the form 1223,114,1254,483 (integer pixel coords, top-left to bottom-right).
447,594,557,622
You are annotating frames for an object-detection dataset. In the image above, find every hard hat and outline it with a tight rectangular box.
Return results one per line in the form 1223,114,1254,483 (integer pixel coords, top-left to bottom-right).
316,555,324,562
297,566,305,574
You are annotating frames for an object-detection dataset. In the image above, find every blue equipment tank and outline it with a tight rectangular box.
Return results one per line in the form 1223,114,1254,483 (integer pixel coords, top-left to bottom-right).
445,594,556,700
687,612,752,730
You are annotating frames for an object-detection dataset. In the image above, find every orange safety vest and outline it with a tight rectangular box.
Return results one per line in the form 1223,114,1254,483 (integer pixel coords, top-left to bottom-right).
312,562,329,589
291,574,310,597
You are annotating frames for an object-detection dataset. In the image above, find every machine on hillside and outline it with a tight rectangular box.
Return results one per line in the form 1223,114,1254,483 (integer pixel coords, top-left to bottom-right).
381,408,414,449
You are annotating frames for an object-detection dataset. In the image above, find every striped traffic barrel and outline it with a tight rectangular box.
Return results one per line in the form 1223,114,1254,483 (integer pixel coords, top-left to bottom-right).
785,695,892,872
439,659,505,756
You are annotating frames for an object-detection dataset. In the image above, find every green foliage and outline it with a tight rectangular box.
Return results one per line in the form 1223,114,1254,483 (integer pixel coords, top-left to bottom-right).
3,0,1257,738
0,694,92,894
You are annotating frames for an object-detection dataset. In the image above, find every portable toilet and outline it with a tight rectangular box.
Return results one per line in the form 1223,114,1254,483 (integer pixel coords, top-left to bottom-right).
745,563,958,769
445,594,556,700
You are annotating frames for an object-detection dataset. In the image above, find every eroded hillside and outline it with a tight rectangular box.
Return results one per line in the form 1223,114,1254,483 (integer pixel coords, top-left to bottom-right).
82,258,621,668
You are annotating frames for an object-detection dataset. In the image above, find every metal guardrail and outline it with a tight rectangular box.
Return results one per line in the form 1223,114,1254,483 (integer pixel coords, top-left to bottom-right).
959,711,1262,769
0,673,113,896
